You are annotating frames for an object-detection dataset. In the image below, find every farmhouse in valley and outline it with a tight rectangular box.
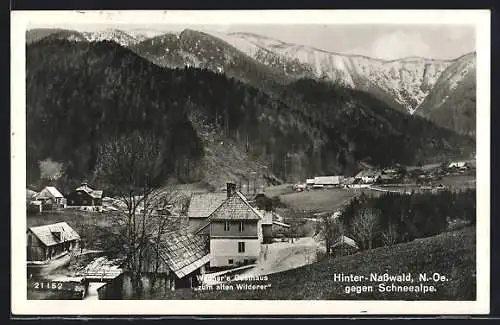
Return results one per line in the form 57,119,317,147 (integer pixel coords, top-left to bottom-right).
187,183,291,268
447,161,469,169
66,182,103,207
35,186,66,209
354,169,382,184
192,183,263,268
256,209,274,244
313,176,344,188
27,222,80,262
26,188,43,213
329,235,359,257
305,176,344,189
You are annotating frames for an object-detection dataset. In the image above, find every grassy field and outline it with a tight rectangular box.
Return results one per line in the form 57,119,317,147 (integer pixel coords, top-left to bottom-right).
439,175,476,189
277,188,369,213
263,184,295,198
158,226,475,300
27,209,187,252
27,209,116,229
27,209,120,251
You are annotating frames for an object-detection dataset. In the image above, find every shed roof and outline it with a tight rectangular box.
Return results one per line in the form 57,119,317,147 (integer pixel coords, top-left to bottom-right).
314,176,342,185
331,235,359,250
355,170,381,178
75,184,103,199
76,256,124,280
36,186,64,199
272,220,290,228
155,231,210,278
187,192,227,219
28,222,80,247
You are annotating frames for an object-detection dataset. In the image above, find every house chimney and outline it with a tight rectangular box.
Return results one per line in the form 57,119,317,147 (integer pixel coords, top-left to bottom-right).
227,182,236,198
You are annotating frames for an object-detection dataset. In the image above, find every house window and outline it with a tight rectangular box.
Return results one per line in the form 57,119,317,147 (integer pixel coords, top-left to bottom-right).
239,221,245,232
224,221,230,231
238,242,245,253
228,259,234,264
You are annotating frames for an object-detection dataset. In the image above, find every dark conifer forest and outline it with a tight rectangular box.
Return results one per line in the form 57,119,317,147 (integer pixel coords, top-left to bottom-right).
26,39,475,188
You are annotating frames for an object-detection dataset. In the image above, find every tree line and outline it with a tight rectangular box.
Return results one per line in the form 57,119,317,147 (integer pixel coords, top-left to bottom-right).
323,189,476,253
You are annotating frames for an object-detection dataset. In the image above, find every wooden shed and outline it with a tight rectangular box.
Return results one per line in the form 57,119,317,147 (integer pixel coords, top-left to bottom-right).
27,222,80,262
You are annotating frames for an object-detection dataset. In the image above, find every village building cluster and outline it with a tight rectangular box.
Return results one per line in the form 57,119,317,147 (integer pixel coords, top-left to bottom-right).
27,182,104,214
26,181,291,298
26,158,473,299
294,160,474,192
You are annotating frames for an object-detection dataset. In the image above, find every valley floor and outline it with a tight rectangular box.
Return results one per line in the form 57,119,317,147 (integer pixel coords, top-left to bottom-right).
157,226,476,300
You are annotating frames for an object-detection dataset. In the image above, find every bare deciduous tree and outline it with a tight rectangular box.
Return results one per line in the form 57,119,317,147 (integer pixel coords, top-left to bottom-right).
381,222,398,247
351,207,380,250
320,215,343,255
94,132,181,295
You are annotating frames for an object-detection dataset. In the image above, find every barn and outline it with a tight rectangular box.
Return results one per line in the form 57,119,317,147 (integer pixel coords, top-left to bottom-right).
27,222,80,262
312,176,344,188
329,235,359,257
35,186,66,209
66,182,103,207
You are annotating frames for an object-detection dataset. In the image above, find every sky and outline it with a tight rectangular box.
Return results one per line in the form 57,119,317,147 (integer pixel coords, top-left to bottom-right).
33,23,475,61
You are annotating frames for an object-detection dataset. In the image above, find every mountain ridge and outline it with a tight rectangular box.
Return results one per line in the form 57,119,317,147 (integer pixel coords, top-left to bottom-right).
26,28,477,140
26,39,474,189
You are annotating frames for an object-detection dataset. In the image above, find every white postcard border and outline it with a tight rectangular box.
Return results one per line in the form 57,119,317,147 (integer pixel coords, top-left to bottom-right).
11,9,491,315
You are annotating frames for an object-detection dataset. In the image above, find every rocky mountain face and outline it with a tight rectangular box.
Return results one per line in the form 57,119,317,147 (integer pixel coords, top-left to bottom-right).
214,32,454,114
414,53,476,137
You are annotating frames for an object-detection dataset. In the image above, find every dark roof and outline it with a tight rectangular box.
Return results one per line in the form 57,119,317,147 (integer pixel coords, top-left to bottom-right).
74,184,103,199
194,192,263,233
155,231,209,278
209,193,262,221
187,192,227,219
28,222,80,247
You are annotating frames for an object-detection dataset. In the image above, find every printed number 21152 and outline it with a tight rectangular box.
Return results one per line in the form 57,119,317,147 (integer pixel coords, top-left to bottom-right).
32,282,63,290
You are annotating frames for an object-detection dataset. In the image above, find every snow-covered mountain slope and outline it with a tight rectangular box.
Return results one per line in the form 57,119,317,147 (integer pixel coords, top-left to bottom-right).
213,31,455,113
27,27,476,130
129,29,292,91
414,52,476,136
26,28,147,47
81,29,147,47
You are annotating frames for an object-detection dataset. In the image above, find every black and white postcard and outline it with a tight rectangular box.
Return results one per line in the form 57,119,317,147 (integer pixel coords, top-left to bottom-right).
11,9,491,315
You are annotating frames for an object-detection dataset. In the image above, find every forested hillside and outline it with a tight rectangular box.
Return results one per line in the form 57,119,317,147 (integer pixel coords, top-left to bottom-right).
280,79,475,168
26,39,475,188
27,40,204,185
